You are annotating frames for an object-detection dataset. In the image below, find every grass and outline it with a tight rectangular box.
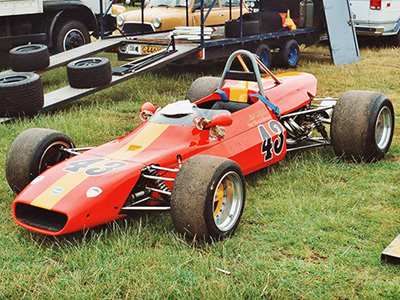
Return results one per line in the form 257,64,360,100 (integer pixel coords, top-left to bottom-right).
0,43,399,299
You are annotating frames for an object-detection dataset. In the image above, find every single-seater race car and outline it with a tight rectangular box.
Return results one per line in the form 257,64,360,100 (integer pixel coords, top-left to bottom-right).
5,50,395,240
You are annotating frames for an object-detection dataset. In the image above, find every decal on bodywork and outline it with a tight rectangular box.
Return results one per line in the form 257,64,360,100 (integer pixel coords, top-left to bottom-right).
64,158,127,176
30,123,170,210
258,120,285,162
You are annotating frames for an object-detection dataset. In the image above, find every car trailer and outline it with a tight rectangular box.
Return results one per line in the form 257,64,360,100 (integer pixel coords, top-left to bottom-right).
0,0,359,123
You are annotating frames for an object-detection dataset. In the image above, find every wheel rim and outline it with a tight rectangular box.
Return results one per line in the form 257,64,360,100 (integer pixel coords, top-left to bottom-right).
0,74,29,85
213,171,244,232
63,29,85,51
288,45,298,65
38,141,71,174
74,58,103,67
259,50,270,67
375,106,393,151
16,45,42,53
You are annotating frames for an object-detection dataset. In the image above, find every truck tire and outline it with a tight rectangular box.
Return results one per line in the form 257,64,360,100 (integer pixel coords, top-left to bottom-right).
0,72,44,117
53,20,90,53
170,155,245,240
253,43,272,69
277,39,300,68
331,91,395,162
9,44,50,72
186,76,220,102
6,128,74,194
67,57,112,88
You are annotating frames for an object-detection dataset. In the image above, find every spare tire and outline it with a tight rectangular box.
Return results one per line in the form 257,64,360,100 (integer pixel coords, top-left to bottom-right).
0,72,44,117
67,57,112,88
9,44,50,72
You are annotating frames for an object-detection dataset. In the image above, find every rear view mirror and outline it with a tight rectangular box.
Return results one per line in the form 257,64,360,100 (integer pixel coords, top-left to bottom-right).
139,102,156,121
209,113,233,127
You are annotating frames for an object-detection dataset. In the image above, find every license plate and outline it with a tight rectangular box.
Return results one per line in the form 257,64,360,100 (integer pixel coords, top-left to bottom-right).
141,45,165,55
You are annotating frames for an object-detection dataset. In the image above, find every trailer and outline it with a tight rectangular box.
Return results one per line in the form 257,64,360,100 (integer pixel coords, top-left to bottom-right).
0,0,360,123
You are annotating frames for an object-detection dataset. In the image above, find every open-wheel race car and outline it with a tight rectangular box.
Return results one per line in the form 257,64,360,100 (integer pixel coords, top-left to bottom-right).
5,50,395,240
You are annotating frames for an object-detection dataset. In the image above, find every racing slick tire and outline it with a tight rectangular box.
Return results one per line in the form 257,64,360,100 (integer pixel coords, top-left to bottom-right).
253,43,272,69
277,39,300,68
9,44,50,72
331,91,395,162
67,57,112,88
6,128,75,194
53,19,90,53
170,155,245,240
186,76,220,102
0,72,44,117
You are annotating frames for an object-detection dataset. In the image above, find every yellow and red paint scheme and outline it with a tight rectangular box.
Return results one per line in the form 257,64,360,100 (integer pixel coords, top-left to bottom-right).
12,71,317,235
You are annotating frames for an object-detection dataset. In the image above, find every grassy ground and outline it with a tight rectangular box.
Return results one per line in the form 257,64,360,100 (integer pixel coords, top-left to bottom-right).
0,43,399,299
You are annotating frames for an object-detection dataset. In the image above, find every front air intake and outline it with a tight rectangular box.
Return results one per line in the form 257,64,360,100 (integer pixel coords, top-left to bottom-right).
15,203,67,232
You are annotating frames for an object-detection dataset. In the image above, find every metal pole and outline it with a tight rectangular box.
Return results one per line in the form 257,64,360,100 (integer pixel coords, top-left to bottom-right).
99,0,104,39
186,0,189,26
200,0,204,48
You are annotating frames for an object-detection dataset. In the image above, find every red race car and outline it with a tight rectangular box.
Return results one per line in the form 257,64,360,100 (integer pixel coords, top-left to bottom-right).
5,50,395,240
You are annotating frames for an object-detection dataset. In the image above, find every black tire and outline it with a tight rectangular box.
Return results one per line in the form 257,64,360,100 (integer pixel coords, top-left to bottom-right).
277,39,300,68
5,128,74,194
186,76,220,102
170,155,245,240
125,0,135,5
0,72,44,117
331,91,395,162
225,19,259,38
53,19,90,53
9,44,50,72
253,43,272,69
67,57,112,88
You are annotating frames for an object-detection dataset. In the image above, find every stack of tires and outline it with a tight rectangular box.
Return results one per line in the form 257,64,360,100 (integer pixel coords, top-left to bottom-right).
1,44,112,118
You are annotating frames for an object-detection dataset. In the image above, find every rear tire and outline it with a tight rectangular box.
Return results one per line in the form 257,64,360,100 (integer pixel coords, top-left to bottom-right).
9,44,50,72
0,72,43,117
67,57,112,88
170,155,245,241
53,20,90,53
6,128,74,194
186,76,220,102
331,91,394,162
277,39,300,68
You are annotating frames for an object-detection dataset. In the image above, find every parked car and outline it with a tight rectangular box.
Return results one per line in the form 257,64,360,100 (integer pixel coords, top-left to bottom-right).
350,0,400,45
116,0,250,33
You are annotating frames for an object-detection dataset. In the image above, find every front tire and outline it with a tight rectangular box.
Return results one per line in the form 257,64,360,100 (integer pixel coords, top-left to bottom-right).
331,91,394,162
170,155,245,240
5,128,74,194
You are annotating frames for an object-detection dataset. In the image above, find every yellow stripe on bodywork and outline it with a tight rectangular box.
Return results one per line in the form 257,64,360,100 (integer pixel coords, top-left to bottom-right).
31,123,169,210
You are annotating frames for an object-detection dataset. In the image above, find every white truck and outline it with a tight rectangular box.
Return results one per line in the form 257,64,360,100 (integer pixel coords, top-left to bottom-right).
0,0,116,63
350,0,400,45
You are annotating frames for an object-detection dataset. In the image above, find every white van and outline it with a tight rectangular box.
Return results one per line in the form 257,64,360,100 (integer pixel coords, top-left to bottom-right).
349,0,400,44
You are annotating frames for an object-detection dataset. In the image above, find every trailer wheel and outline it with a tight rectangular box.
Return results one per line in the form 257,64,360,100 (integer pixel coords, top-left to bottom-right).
278,39,300,68
67,57,112,88
253,43,272,69
170,155,245,240
6,128,74,194
186,76,220,102
125,0,135,5
0,72,43,117
9,44,50,72
53,20,90,53
331,91,394,162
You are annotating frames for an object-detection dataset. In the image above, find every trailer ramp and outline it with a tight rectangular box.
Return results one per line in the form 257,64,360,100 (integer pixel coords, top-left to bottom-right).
46,37,127,71
42,43,198,112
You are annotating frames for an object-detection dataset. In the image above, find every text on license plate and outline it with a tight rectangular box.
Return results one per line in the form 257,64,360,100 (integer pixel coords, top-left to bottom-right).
141,45,165,54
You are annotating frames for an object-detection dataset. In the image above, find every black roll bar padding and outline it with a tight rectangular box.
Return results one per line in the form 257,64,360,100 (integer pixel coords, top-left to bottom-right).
186,0,189,26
